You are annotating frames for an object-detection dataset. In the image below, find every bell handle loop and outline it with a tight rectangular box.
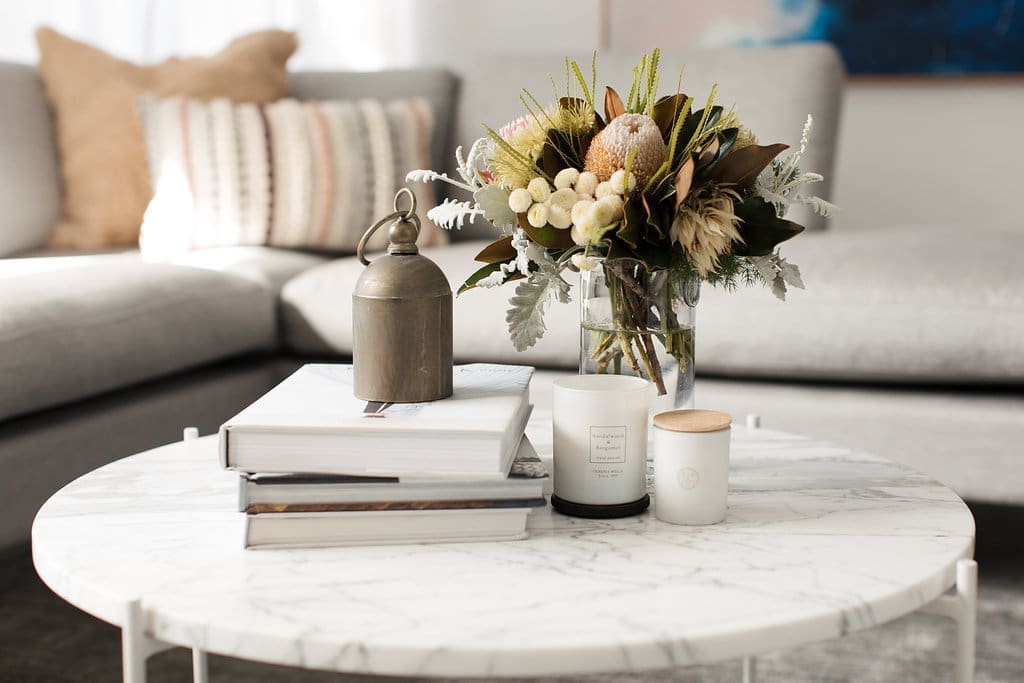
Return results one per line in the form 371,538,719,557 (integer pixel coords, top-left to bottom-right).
393,187,417,221
356,210,405,266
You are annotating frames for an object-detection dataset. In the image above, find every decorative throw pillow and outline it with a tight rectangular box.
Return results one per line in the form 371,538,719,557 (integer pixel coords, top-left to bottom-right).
138,96,446,258
35,27,297,250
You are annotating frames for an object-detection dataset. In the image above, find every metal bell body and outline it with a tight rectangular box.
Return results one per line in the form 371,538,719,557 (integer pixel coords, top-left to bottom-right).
352,193,453,403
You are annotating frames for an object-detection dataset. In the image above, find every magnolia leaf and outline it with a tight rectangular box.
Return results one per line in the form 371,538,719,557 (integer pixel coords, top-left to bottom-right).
710,143,789,188
604,86,625,121
734,197,804,256
473,185,516,229
673,156,696,211
505,271,569,351
652,93,688,136
474,236,515,264
617,200,645,248
697,137,720,167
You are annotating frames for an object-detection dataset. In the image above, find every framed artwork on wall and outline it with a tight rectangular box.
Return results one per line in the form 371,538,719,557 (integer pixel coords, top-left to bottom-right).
609,0,1024,75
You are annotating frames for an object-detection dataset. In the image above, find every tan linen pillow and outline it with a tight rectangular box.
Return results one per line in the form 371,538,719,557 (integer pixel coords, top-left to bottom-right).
138,95,446,257
35,27,297,249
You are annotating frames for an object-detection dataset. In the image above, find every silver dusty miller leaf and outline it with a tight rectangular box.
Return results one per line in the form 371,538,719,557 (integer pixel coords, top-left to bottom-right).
748,253,805,301
474,185,517,229
505,270,570,351
778,257,805,289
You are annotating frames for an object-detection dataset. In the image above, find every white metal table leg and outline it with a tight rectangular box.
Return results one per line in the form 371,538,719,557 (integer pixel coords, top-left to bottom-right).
741,417,759,683
920,558,978,683
192,648,210,683
182,427,211,683
122,600,173,683
741,655,757,682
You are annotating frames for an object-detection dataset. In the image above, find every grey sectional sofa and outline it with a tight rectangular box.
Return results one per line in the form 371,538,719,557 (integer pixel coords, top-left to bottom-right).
2,43,1021,554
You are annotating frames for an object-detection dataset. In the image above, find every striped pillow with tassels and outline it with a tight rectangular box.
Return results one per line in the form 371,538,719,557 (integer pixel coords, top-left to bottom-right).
138,95,444,258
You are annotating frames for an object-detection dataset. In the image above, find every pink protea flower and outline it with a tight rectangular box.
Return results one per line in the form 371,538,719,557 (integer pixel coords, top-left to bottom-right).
498,115,533,141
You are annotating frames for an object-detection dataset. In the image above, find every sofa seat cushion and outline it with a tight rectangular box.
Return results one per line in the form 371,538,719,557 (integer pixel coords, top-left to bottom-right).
281,223,1023,386
0,256,278,422
167,247,331,293
280,240,581,367
698,223,1024,384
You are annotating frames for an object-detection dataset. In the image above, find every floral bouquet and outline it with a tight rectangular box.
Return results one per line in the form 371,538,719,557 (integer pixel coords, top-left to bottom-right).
408,50,834,398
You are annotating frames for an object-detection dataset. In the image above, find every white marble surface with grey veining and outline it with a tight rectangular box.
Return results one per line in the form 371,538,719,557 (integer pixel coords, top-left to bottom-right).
32,414,974,677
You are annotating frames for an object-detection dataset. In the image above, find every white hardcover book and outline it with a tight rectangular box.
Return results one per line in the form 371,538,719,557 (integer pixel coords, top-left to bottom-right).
239,435,548,512
244,507,536,549
220,363,533,479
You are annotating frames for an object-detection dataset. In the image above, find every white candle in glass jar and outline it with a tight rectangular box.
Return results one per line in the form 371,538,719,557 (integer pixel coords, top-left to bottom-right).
652,409,732,525
552,375,650,516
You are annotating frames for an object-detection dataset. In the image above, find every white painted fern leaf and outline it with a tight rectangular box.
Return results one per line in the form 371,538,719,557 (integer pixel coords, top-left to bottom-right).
426,198,485,230
798,195,839,217
405,169,475,193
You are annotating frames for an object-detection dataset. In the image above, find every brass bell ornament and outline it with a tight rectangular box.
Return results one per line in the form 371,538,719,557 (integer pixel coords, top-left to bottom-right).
352,188,453,403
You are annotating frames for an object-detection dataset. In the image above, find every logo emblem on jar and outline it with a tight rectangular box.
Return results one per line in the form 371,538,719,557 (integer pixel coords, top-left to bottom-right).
676,467,700,490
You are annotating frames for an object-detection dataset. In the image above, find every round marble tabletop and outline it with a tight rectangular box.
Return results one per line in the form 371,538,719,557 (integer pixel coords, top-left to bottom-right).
32,415,974,678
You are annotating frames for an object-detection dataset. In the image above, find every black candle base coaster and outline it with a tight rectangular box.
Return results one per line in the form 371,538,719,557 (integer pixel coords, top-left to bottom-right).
551,493,650,519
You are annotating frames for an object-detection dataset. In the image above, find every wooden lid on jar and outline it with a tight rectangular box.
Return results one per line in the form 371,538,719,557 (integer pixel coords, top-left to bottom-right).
653,409,732,433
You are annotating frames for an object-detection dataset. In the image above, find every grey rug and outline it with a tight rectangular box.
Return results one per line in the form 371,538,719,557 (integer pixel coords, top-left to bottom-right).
2,529,1022,682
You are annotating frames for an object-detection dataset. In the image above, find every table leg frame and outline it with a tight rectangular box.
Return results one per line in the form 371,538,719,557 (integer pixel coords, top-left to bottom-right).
920,558,978,683
119,427,211,683
122,599,209,683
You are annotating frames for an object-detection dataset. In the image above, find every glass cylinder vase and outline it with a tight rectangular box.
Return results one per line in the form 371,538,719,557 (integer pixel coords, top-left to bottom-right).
579,259,698,414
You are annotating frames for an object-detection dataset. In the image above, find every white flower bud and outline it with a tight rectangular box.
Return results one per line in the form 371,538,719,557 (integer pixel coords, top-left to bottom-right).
571,199,595,224
596,194,624,221
571,253,599,271
577,191,594,201
609,169,637,195
571,214,601,246
548,187,577,211
595,181,616,199
548,205,572,229
507,188,533,214
589,200,616,226
526,202,549,228
527,177,551,203
554,167,580,190
575,171,599,196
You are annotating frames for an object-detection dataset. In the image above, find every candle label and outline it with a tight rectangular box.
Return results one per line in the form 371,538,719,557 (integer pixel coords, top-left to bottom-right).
589,426,627,463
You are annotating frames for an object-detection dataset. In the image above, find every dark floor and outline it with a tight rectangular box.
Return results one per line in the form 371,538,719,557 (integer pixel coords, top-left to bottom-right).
2,503,1022,682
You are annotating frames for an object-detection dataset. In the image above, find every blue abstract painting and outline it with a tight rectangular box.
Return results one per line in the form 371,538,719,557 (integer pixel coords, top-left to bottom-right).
791,0,1024,74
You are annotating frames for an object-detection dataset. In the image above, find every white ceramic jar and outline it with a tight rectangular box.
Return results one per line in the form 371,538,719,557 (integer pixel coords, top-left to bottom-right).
652,409,732,525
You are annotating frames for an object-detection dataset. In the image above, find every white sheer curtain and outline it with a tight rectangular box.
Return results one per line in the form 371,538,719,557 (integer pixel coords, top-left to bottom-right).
0,0,422,70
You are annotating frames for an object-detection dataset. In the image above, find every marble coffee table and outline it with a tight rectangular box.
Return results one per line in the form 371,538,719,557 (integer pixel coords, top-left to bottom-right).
32,415,977,683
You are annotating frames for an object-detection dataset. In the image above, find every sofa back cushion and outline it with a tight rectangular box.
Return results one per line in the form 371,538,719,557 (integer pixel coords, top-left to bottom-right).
446,43,845,241
289,69,459,190
0,63,62,257
138,95,444,257
35,27,297,251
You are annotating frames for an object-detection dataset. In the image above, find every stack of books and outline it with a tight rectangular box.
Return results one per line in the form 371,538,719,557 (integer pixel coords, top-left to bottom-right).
219,364,546,549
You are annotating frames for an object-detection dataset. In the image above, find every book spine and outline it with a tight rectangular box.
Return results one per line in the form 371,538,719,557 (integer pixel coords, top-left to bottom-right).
219,427,232,469
244,497,547,514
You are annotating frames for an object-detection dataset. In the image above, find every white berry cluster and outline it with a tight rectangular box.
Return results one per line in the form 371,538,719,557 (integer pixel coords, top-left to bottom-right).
507,167,638,247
